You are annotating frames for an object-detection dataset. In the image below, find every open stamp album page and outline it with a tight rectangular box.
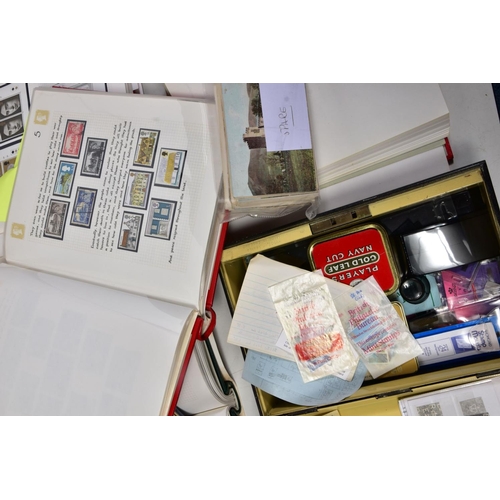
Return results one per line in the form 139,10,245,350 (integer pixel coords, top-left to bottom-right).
5,88,223,311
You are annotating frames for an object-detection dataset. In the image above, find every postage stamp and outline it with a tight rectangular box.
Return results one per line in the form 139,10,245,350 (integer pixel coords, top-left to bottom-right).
61,120,86,158
70,187,97,228
81,138,107,177
53,161,77,197
144,198,177,240
155,148,187,188
44,199,70,239
10,223,25,239
123,170,153,210
118,212,143,252
133,128,160,167
34,110,49,125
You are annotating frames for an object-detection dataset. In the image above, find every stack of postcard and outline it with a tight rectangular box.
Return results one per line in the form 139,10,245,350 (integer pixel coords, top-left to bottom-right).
215,83,319,219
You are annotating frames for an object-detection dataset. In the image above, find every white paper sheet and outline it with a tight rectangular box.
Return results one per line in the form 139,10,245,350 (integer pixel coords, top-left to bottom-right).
0,264,194,415
226,255,307,360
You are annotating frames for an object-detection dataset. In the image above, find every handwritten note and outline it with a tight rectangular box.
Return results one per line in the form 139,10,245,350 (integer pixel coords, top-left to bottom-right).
259,83,312,152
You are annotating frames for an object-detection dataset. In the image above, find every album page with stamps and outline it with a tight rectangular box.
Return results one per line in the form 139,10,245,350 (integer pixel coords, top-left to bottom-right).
4,87,224,313
2,87,228,415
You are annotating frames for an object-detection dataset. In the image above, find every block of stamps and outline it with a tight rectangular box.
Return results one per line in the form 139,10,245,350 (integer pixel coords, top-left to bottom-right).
155,148,186,188
70,187,97,228
53,161,77,197
81,138,107,177
416,402,443,416
61,120,86,158
144,199,177,240
118,212,143,252
44,199,70,239
123,170,153,209
133,128,160,167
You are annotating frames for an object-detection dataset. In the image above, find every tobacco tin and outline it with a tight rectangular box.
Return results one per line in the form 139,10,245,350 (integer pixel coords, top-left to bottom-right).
308,223,399,295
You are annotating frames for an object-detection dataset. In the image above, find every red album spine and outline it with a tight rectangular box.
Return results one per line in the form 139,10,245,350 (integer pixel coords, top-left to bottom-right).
166,219,229,416
444,137,454,163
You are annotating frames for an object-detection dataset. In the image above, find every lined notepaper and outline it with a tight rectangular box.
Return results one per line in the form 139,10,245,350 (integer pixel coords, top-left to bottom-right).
226,255,307,360
227,255,353,360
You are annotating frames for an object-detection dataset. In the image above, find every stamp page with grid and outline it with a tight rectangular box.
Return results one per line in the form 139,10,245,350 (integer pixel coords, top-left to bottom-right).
4,88,223,312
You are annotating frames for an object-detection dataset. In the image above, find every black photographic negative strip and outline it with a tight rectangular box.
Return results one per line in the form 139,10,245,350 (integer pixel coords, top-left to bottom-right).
0,94,22,119
0,84,29,149
71,187,97,228
53,161,77,198
0,115,24,143
133,128,160,167
44,199,70,239
81,138,107,177
118,212,143,252
123,170,153,209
